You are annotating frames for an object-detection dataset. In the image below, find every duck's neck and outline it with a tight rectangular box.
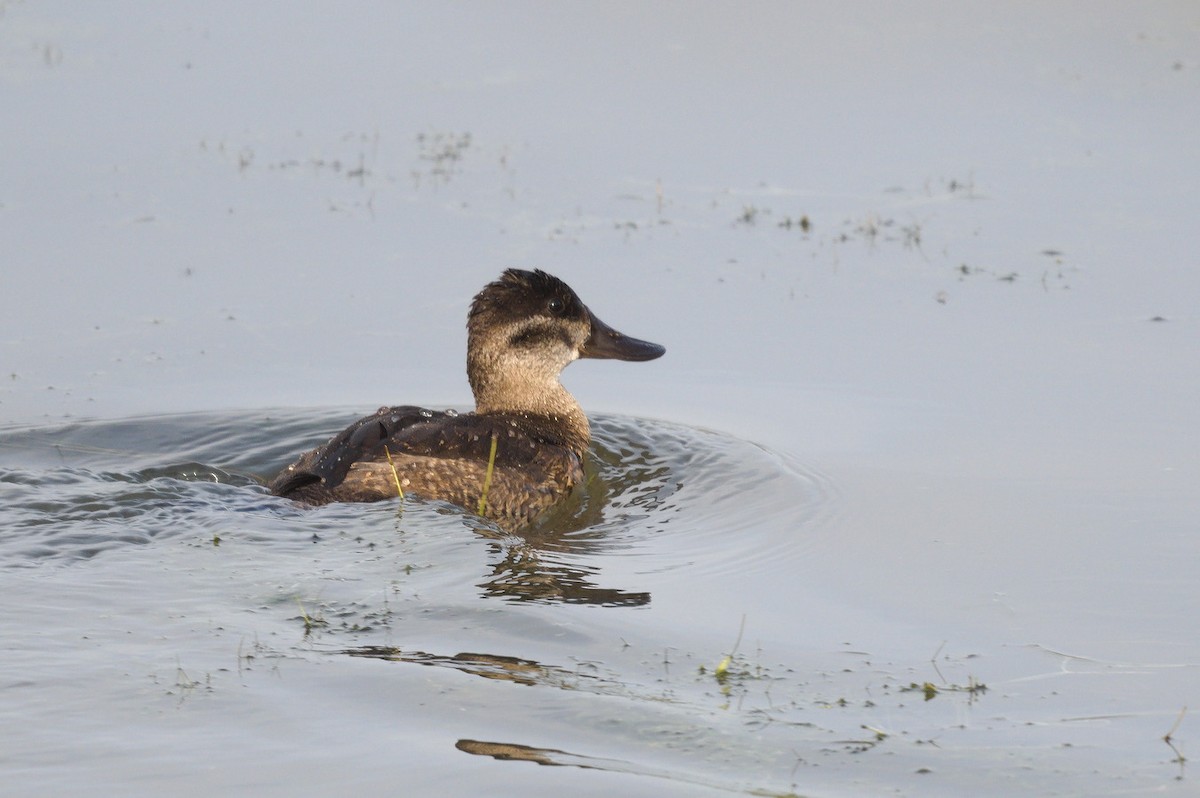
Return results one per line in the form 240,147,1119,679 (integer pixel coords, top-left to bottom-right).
469,358,591,456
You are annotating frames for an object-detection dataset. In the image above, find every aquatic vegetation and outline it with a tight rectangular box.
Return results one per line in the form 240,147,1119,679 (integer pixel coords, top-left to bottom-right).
712,614,746,686
383,445,405,499
476,432,498,517
1163,706,1188,780
899,676,988,702
293,597,327,635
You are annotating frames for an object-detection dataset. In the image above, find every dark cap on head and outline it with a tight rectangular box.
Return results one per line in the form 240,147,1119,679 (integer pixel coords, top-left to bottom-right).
470,269,665,362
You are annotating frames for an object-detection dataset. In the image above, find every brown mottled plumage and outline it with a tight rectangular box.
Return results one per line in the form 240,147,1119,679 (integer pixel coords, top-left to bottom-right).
268,269,665,527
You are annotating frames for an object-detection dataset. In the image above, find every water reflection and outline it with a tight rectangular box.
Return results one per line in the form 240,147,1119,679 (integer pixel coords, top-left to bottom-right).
0,411,828,606
473,533,651,606
343,645,626,693
467,452,655,606
454,739,747,792
345,647,548,685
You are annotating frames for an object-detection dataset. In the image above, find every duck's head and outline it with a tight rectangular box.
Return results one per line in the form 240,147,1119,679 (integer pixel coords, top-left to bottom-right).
467,269,665,416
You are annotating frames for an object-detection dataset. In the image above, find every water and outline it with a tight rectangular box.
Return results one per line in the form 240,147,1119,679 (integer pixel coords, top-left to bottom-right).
1,411,840,796
2,409,1192,796
3,2,1198,795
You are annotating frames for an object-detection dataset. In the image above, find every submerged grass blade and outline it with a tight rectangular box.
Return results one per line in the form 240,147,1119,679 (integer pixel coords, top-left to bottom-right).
383,446,404,499
477,432,498,516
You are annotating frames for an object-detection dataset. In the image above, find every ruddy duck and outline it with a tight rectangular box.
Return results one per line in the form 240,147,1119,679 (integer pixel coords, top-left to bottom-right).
268,269,665,526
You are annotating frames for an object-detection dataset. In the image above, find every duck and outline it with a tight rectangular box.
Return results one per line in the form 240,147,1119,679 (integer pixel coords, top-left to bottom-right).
268,268,665,526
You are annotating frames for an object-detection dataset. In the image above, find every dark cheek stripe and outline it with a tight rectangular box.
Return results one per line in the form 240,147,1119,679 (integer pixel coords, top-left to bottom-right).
509,324,574,350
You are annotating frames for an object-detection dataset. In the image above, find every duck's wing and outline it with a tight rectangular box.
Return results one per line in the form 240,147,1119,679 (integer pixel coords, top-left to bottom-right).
269,405,446,495
376,413,567,465
345,413,582,522
269,407,562,497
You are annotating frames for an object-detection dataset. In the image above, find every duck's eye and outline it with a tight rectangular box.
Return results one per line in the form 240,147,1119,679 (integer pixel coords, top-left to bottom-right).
547,297,565,315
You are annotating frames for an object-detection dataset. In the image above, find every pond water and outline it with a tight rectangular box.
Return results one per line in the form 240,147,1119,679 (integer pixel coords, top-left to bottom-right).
2,2,1198,796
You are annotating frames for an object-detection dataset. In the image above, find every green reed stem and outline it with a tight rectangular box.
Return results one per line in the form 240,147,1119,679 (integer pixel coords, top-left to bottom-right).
477,433,498,516
383,445,404,498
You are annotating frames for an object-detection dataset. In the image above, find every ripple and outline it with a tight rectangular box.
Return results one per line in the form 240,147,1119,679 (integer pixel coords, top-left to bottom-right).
582,415,838,578
0,410,837,586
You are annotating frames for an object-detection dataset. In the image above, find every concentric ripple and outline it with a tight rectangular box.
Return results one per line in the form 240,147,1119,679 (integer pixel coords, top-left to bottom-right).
0,410,836,585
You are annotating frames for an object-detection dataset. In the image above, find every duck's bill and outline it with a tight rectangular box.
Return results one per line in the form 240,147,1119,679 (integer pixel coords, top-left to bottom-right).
581,311,666,361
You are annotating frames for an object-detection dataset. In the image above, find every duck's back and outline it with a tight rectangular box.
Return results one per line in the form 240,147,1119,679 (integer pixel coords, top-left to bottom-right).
269,406,585,525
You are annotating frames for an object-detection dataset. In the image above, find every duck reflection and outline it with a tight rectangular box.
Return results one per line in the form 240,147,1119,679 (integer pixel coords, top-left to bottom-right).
474,537,650,606
345,646,551,686
468,457,652,607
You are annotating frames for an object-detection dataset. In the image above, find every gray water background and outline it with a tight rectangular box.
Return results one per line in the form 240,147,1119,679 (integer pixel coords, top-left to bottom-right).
2,3,1198,795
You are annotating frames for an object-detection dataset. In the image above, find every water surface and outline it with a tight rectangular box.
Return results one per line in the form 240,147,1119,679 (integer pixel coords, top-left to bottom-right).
2,2,1198,796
